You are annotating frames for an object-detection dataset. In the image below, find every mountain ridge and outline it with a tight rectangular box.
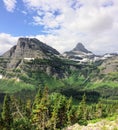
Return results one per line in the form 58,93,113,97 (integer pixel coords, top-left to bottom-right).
63,42,95,62
0,37,117,71
2,38,60,69
0,37,117,101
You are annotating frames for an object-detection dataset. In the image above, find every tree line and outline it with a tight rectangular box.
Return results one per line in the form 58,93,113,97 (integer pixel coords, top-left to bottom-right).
0,87,118,130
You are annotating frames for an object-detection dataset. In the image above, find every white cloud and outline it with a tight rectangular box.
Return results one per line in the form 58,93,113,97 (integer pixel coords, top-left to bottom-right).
0,33,18,55
21,10,27,15
0,0,118,55
22,0,118,54
3,0,17,12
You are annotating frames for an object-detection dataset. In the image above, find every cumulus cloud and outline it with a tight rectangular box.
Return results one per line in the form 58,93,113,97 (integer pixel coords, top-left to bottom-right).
0,33,18,55
3,0,17,12
21,0,118,54
0,0,118,55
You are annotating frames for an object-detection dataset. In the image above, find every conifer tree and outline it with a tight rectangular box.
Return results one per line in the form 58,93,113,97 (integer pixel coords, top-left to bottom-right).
25,99,32,119
2,94,13,130
48,93,63,129
77,93,88,125
32,87,49,130
32,89,42,109
56,94,69,128
96,101,103,118
49,98,59,130
66,96,73,126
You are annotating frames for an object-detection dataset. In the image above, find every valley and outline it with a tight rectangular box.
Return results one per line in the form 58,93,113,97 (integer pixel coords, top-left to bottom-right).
0,38,118,130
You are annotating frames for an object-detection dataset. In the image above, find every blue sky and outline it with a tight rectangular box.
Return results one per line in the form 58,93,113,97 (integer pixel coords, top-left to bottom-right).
0,0,45,36
0,0,118,54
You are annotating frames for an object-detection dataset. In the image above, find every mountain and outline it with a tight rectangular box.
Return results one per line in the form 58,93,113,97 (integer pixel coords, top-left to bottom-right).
0,38,81,79
72,43,91,53
63,43,95,63
63,43,118,65
2,38,60,69
0,38,118,100
0,38,118,130
3,38,60,58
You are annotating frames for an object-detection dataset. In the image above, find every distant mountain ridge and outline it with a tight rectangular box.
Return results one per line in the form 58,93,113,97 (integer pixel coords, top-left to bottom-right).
63,43,118,64
0,37,118,68
0,37,118,100
63,42,95,62
72,43,91,53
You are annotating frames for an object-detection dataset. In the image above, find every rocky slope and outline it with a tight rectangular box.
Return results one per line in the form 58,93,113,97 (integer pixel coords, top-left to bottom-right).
63,43,95,63
0,38,118,78
65,118,118,130
0,38,118,98
99,54,118,74
63,42,118,72
0,38,81,79
1,38,60,69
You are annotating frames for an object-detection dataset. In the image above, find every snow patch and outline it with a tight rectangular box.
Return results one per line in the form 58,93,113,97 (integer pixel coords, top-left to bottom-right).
24,58,34,61
0,74,3,79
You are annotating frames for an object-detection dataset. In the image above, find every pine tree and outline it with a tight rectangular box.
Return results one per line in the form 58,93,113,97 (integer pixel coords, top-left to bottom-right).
49,98,59,130
48,93,62,129
32,88,42,109
96,101,103,118
2,94,13,130
77,93,88,125
25,99,32,119
55,94,69,128
66,96,73,126
32,87,49,130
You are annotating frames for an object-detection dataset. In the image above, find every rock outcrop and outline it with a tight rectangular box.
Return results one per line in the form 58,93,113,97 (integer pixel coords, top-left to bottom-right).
99,55,118,74
72,43,91,53
3,38,59,59
2,38,60,69
63,43,94,63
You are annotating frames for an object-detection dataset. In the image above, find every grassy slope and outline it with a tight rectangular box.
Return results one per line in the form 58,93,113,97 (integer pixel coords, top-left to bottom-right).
0,58,118,100
0,79,35,93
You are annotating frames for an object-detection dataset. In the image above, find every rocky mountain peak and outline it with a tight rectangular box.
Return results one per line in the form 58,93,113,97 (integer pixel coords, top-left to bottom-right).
3,38,60,59
73,43,91,53
63,42,94,63
2,37,60,69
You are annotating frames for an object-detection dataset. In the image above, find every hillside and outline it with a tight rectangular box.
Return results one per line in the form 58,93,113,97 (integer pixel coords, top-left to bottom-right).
65,118,118,130
0,38,118,130
0,38,118,100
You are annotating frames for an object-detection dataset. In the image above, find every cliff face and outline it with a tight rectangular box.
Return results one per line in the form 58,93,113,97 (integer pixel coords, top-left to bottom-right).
0,38,118,79
63,43,94,62
2,38,60,69
99,55,118,74
3,38,60,59
1,38,80,78
72,43,91,53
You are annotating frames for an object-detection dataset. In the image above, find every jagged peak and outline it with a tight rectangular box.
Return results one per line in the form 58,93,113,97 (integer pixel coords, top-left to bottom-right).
72,42,91,53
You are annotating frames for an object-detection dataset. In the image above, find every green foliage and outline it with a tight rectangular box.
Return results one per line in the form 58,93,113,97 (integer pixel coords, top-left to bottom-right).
0,79,35,93
77,94,88,125
2,94,13,130
104,72,118,81
0,87,117,129
63,71,85,87
31,87,49,130
13,118,32,130
90,81,118,89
